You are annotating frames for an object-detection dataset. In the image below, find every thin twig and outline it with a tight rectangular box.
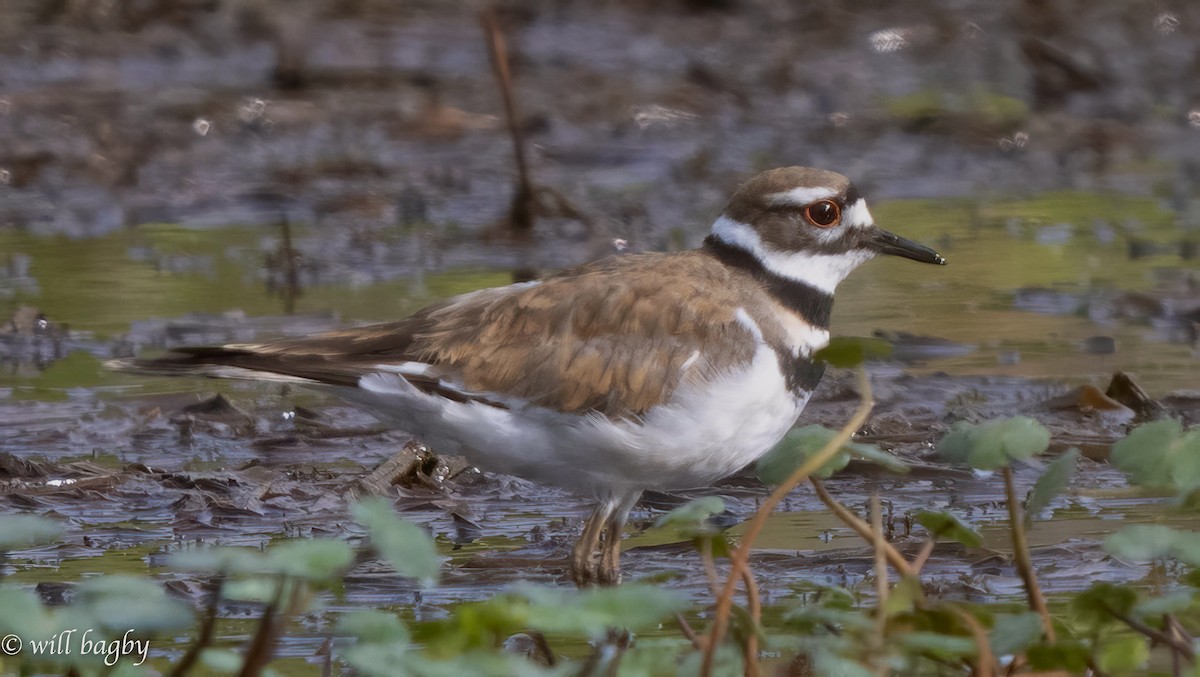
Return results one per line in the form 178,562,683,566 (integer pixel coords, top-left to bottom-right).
676,613,705,651
170,576,226,677
701,369,875,676
870,494,889,671
1170,614,1183,677
949,605,996,677
1002,466,1055,642
279,216,299,314
911,537,936,574
700,537,721,597
809,478,917,578
238,576,291,677
741,565,761,677
1108,608,1193,659
480,7,534,231
1168,614,1194,644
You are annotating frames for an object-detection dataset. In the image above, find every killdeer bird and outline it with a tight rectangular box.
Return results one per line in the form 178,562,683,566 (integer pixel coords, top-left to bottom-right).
113,167,945,586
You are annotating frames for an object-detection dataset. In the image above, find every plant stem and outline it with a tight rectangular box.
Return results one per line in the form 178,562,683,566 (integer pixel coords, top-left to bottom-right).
170,576,225,677
810,478,917,578
911,537,936,574
677,613,705,651
238,576,290,677
869,494,888,674
1002,466,1055,642
1108,608,1193,660
950,605,995,677
700,369,875,676
480,7,535,232
700,537,720,597
741,566,761,677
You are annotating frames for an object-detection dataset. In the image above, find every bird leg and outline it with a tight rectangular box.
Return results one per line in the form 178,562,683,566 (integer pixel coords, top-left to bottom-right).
571,492,642,587
571,503,611,587
597,518,624,586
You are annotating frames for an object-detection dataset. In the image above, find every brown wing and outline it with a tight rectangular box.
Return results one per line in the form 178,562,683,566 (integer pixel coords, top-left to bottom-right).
118,252,760,419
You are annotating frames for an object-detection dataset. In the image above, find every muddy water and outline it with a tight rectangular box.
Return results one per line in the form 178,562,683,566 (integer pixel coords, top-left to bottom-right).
2,187,1198,666
2,0,1200,670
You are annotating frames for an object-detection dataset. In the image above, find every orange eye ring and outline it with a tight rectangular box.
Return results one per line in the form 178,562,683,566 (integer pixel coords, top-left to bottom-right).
804,200,841,228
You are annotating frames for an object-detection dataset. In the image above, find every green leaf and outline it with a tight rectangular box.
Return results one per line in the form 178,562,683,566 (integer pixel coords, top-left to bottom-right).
809,651,876,677
1133,591,1194,617
915,511,982,548
74,576,195,633
937,417,1050,470
654,496,726,537
222,578,284,604
814,336,893,368
757,425,899,485
1111,420,1200,498
620,638,692,677
988,612,1044,656
263,538,354,580
783,605,874,634
336,610,410,645
1026,641,1091,672
679,642,744,677
1024,449,1079,524
900,631,977,659
516,583,690,640
1105,525,1200,567
0,586,53,638
0,514,63,550
353,498,442,583
883,577,924,617
1096,635,1149,673
1069,582,1138,630
200,648,245,673
339,643,410,677
167,547,263,575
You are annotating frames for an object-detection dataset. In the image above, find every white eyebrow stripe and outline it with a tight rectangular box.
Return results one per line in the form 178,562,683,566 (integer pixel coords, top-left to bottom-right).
710,215,874,293
766,186,840,206
843,198,874,229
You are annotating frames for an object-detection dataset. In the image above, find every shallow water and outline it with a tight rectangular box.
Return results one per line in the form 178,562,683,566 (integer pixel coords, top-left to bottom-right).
2,0,1200,671
2,189,1196,396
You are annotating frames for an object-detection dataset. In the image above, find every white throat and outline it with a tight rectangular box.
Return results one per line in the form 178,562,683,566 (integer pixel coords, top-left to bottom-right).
710,215,874,294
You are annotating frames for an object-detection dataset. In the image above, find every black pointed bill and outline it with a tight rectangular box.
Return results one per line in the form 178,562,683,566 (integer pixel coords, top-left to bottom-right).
869,228,946,265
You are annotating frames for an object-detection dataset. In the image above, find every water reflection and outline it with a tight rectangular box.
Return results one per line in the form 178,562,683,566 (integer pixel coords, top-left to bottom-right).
1,188,1197,395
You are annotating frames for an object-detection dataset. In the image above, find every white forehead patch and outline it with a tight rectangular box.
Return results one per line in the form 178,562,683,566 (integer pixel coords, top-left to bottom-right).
710,215,876,293
844,198,874,229
765,185,840,207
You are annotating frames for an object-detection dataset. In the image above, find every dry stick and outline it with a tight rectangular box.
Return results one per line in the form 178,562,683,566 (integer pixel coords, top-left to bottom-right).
1002,466,1056,642
949,605,996,677
170,577,226,677
677,613,705,651
700,370,876,677
910,537,937,574
1107,607,1193,659
1170,615,1183,677
869,495,889,675
480,7,535,231
1167,614,1194,644
700,537,721,597
809,478,917,578
741,567,762,677
279,216,299,315
238,576,290,677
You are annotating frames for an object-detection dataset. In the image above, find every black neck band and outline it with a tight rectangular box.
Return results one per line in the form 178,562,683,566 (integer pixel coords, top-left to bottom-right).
703,235,834,329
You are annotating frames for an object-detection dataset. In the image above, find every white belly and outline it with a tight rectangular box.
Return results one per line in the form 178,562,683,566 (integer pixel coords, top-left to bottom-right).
346,342,807,498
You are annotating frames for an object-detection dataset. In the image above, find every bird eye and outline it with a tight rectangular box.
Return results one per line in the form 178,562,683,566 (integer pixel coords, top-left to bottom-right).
804,200,841,228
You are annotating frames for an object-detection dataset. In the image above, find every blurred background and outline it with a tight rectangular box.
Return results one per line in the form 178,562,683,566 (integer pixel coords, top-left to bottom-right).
1,2,1199,666
1,0,1198,392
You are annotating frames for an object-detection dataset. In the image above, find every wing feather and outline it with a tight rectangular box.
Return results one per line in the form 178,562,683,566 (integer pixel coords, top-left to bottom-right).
112,252,762,418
